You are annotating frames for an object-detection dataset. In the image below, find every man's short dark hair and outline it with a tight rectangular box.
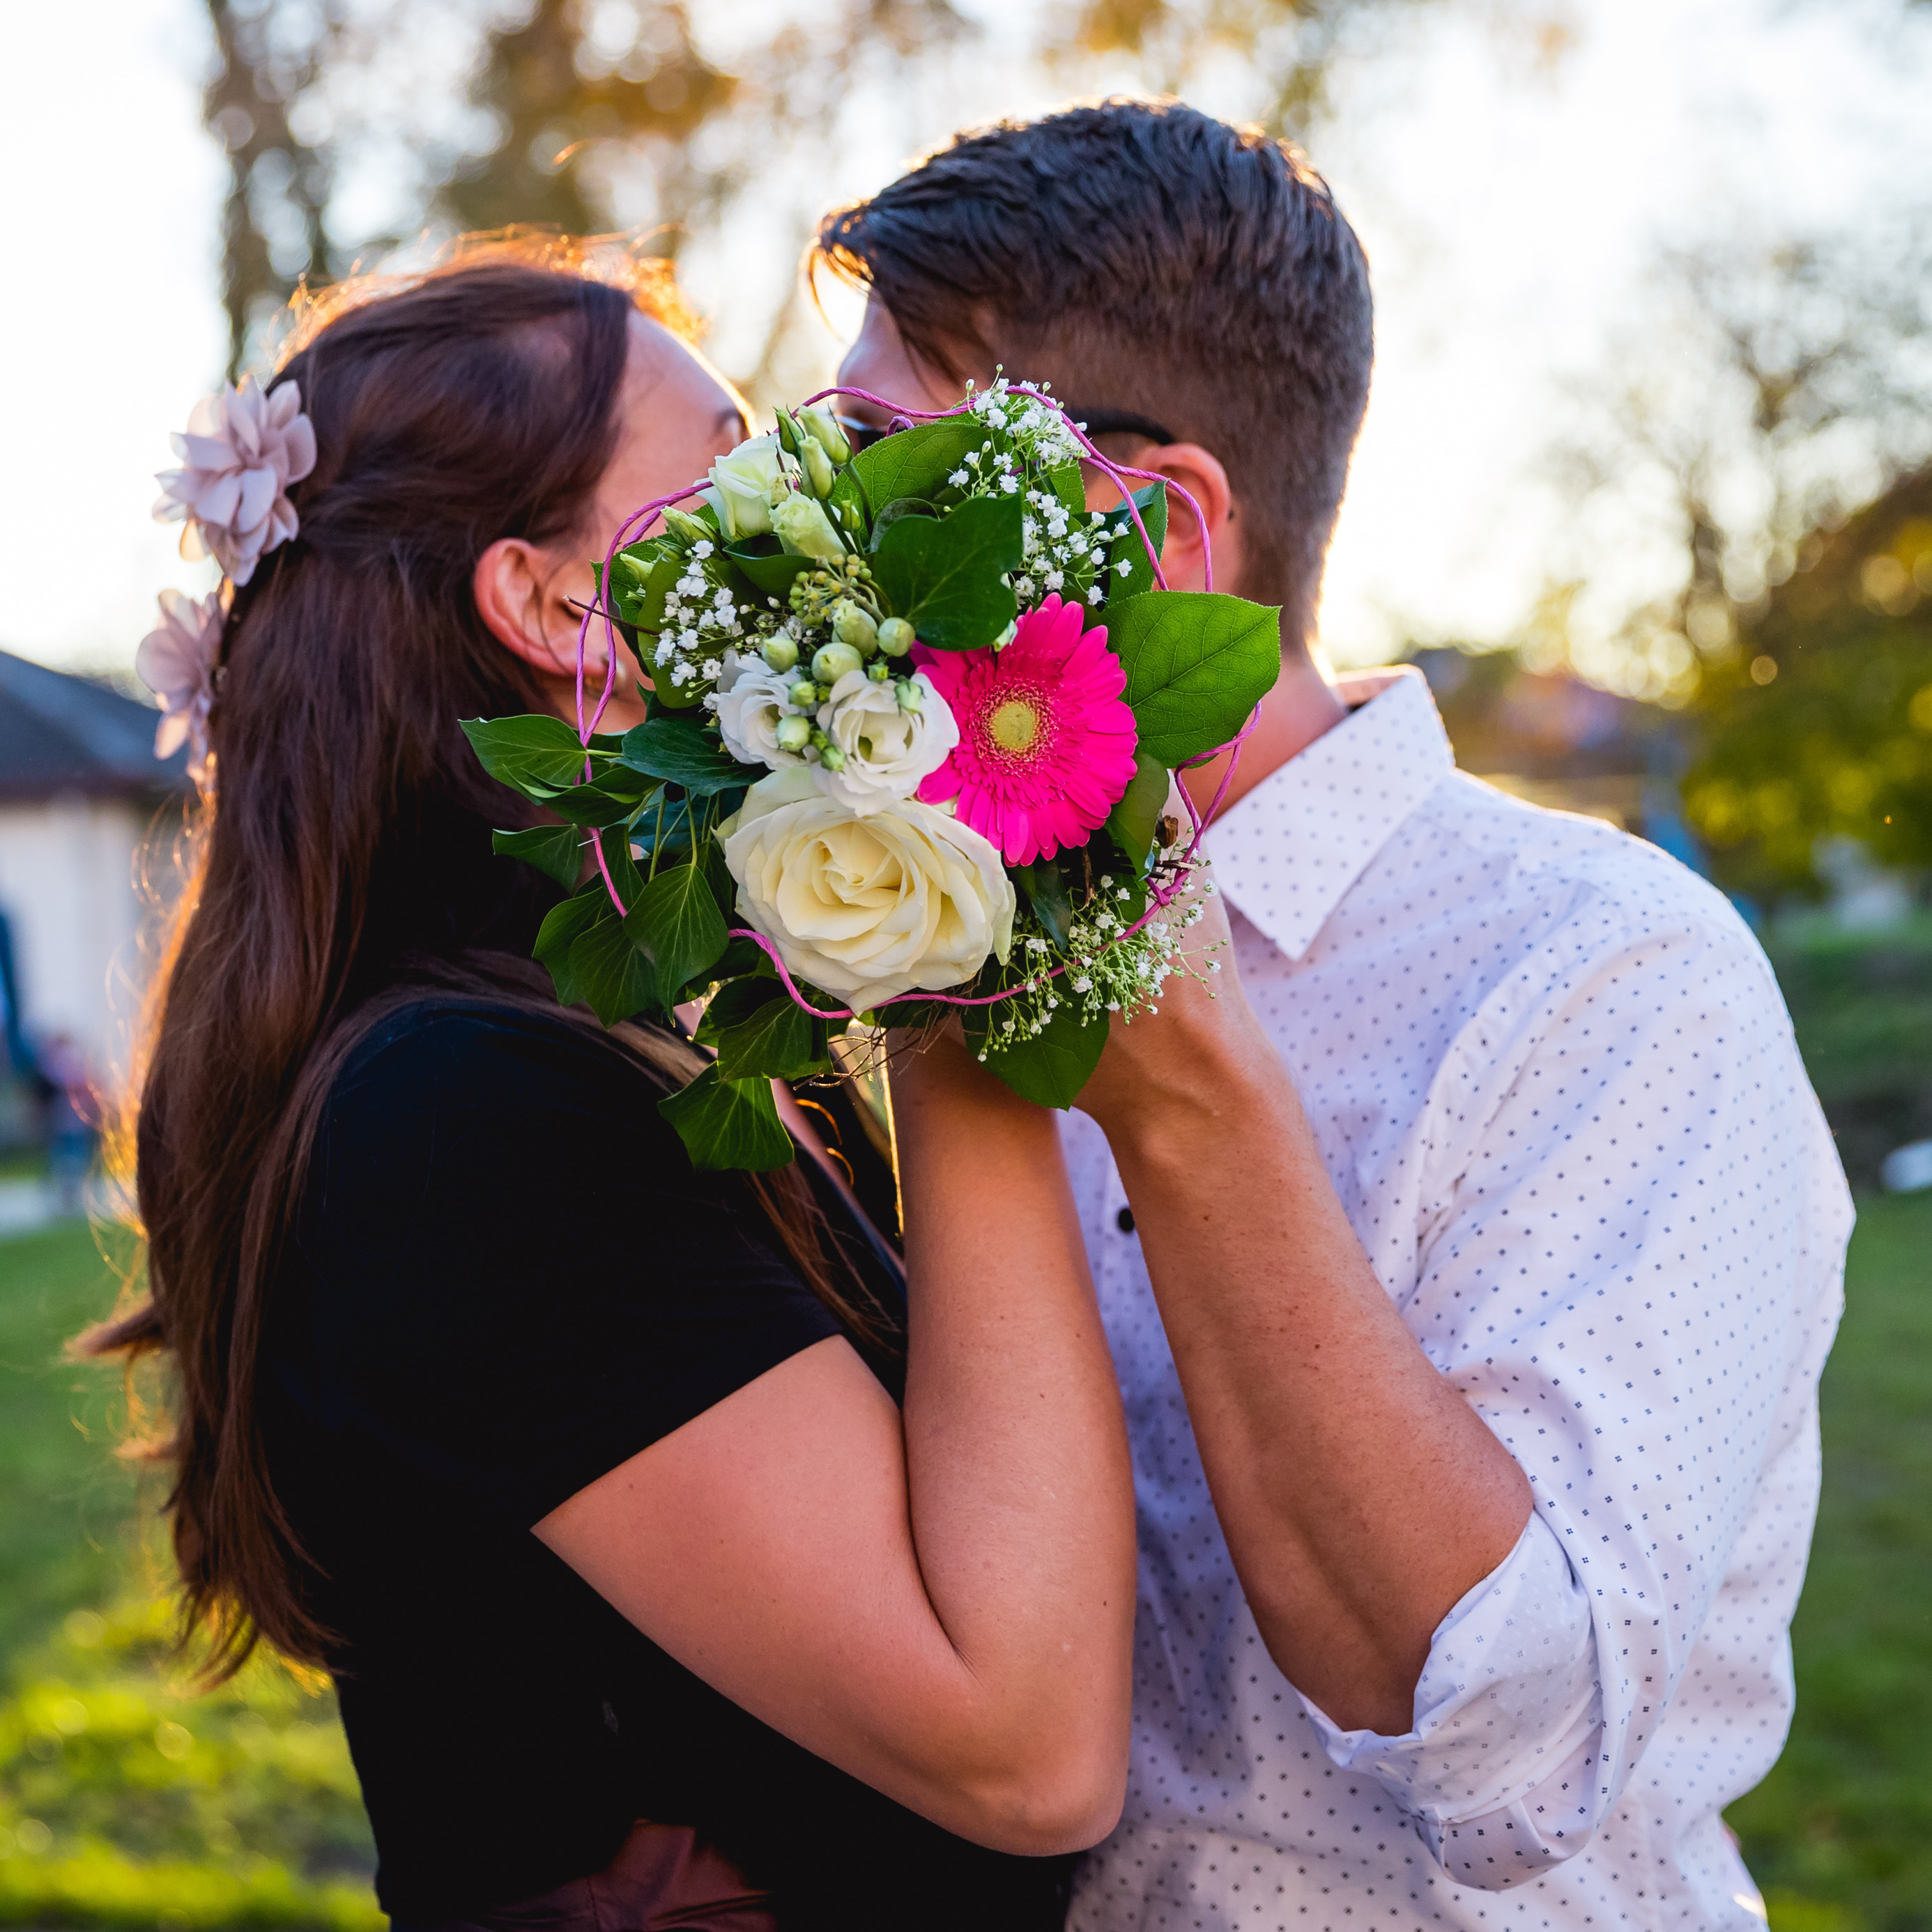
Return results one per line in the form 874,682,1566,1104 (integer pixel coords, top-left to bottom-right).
816,98,1374,650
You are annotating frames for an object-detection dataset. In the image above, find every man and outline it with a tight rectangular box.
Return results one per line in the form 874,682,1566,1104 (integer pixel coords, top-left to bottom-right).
825,98,1850,1930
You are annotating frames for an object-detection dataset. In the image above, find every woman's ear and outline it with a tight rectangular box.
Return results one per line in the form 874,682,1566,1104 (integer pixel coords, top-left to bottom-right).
473,537,583,679
1083,443,1243,596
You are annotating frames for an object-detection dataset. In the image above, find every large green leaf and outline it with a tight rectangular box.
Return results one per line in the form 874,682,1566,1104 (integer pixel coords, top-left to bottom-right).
826,467,870,549
659,1064,797,1172
969,996,1110,1110
1104,751,1171,874
461,715,590,796
541,764,657,828
569,902,659,1026
532,887,607,1006
711,993,827,1082
872,495,1023,652
624,861,728,999
492,822,586,889
1108,591,1282,767
851,417,988,513
620,716,756,795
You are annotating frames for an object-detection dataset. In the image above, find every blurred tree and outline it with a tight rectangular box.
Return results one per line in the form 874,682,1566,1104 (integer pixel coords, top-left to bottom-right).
200,0,1547,390
202,0,348,375
1682,466,1932,901
1549,225,1932,710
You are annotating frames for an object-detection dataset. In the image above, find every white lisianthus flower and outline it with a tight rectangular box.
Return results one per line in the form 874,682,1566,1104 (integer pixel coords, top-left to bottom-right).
722,767,1015,1009
813,668,957,813
701,431,785,540
770,492,845,563
707,650,806,770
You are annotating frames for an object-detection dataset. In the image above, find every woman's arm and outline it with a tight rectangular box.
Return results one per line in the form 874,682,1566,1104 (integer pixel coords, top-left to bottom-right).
535,1035,1136,1855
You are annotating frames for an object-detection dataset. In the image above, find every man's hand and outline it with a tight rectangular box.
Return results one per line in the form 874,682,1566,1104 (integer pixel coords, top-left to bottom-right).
1078,872,1532,1735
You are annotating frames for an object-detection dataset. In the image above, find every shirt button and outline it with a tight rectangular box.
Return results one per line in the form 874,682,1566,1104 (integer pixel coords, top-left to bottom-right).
1117,1207,1136,1234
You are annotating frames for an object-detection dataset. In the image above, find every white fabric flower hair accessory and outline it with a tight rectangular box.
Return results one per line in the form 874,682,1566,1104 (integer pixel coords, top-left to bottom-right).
135,588,225,787
153,376,317,585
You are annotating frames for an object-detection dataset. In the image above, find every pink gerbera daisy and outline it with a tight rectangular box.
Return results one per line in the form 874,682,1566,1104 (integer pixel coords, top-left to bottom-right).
915,595,1140,866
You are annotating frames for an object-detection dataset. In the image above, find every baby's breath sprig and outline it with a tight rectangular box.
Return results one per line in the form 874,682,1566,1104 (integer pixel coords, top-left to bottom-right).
972,857,1225,1061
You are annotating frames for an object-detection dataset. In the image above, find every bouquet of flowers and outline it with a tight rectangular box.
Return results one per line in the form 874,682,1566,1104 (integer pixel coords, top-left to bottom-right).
463,378,1280,1171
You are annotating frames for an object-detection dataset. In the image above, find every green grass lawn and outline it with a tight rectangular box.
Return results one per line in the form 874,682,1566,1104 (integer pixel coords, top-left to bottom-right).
1727,1187,1932,1932
0,1222,378,1928
0,1186,1928,1928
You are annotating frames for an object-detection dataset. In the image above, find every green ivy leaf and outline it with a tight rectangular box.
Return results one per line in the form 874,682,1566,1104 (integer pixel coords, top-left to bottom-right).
541,764,657,828
624,861,728,999
1104,751,1172,873
491,822,587,889
569,900,659,1027
461,715,590,796
532,887,607,1006
968,996,1110,1110
872,495,1023,652
620,716,756,795
659,1064,797,1172
1109,591,1282,767
712,993,827,1081
851,417,988,513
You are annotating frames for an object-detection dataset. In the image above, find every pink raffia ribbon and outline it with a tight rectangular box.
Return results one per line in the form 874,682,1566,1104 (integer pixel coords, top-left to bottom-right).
574,384,1253,1021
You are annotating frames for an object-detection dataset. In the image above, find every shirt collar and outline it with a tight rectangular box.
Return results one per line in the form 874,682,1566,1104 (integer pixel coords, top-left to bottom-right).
1204,666,1455,962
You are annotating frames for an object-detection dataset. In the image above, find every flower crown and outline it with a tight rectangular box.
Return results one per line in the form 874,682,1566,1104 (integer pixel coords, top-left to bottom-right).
137,376,317,784
464,376,1282,1171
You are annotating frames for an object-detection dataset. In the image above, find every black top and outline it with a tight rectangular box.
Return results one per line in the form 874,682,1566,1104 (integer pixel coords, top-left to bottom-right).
260,1002,1071,1930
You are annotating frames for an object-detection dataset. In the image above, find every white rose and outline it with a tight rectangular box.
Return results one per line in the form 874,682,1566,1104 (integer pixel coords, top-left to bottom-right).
813,668,958,813
723,767,1015,1009
707,650,806,770
701,431,785,540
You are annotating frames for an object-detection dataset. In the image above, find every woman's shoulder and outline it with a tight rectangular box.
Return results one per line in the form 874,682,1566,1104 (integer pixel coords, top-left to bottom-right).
332,997,659,1119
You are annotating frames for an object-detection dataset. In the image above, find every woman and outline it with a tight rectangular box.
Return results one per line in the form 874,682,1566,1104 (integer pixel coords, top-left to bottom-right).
89,243,1137,1931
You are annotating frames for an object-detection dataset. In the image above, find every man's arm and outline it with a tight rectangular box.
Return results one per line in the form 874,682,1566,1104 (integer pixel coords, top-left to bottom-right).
1082,879,1848,1875
1080,928,1531,1735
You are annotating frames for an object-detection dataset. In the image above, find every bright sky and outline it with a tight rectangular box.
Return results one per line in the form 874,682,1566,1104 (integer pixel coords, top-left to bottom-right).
3,0,1928,682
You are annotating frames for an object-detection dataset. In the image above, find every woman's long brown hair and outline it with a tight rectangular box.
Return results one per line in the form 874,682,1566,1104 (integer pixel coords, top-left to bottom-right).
82,240,889,1682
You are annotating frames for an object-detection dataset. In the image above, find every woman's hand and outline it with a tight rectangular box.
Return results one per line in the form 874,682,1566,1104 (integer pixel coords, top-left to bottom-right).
536,1026,1136,1855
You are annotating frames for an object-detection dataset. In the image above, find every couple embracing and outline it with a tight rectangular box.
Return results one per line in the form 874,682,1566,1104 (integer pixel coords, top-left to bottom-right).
107,100,1848,1932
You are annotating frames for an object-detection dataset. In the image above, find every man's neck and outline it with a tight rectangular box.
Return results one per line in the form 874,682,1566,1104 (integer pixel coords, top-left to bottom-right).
1180,648,1348,822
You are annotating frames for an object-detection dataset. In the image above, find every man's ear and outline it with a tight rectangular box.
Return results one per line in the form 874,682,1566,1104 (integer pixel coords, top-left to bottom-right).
1140,444,1243,597
474,536,579,679
1086,443,1243,597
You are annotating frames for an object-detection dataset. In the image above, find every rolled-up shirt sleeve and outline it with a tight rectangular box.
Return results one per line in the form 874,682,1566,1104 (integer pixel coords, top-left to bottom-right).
1293,905,1848,1890
1296,1512,1600,1883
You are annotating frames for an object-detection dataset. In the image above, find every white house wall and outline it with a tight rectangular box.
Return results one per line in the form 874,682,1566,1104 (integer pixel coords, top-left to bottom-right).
0,796,160,1087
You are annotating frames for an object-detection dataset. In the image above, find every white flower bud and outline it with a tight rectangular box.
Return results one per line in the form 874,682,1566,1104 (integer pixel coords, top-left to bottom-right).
660,506,711,546
790,678,822,710
876,616,916,657
832,600,879,654
800,436,836,499
760,632,799,673
799,406,851,465
812,641,864,686
703,433,786,541
774,714,813,753
771,493,846,563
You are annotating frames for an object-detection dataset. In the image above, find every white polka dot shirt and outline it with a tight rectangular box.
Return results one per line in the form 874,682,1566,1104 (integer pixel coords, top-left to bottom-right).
1061,668,1852,1931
